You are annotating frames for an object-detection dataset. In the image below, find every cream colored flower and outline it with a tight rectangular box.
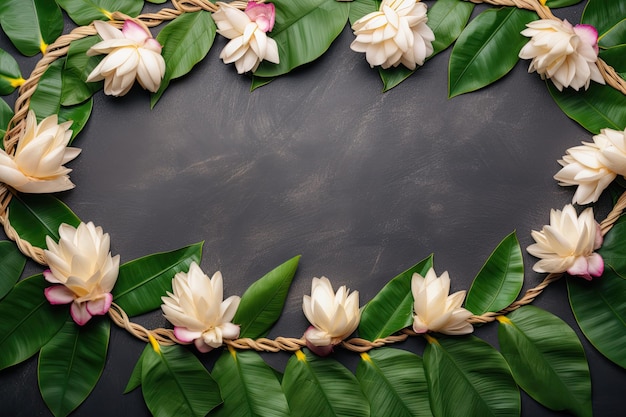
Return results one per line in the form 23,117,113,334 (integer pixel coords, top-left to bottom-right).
519,19,604,91
596,127,626,176
0,110,80,193
212,2,280,74
527,204,603,280
411,268,473,335
86,20,166,96
44,222,120,326
161,262,241,353
302,277,360,356
350,0,435,70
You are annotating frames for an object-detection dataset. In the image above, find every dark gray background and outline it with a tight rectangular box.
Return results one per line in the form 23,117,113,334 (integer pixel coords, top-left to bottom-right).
0,1,623,416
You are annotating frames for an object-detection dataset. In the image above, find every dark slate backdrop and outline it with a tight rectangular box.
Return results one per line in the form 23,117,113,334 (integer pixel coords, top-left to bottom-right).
0,1,623,416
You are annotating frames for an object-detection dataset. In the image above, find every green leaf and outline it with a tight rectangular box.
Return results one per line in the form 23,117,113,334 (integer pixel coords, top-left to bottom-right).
546,0,584,7
282,349,370,417
112,242,203,316
233,256,300,339
254,0,350,77
498,306,592,417
547,80,626,134
357,348,432,417
0,274,68,370
39,318,110,417
0,0,63,56
348,0,377,25
568,269,626,368
449,7,537,97
55,0,143,26
424,335,520,417
59,98,94,143
582,0,626,48
8,193,81,250
152,11,216,107
0,240,26,299
141,343,222,417
0,97,14,135
61,36,103,106
211,349,291,417
0,47,24,94
124,348,149,394
359,255,433,341
599,44,626,74
250,76,274,91
30,59,64,120
428,0,475,56
465,232,524,315
599,213,626,278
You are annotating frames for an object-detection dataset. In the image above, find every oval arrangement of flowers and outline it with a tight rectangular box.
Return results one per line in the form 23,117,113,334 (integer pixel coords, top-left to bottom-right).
0,0,625,416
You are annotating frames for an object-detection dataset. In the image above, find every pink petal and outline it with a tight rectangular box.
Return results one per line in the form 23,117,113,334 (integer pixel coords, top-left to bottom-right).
174,326,203,343
70,302,93,326
122,20,150,43
574,24,599,54
305,339,334,357
245,1,275,32
587,253,604,278
194,338,213,353
86,293,113,316
567,257,594,281
43,269,63,284
44,285,75,305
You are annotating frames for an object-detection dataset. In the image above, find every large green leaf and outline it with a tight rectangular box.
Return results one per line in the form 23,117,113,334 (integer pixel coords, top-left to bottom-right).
428,0,474,56
498,306,592,417
59,98,94,143
548,80,626,134
600,44,626,76
358,255,433,341
282,349,370,417
8,193,81,250
424,335,520,417
152,11,216,107
39,318,110,417
348,0,377,25
0,0,63,56
232,256,299,339
357,348,432,417
61,36,103,106
211,348,291,417
598,213,626,278
124,346,150,394
0,97,13,134
568,269,626,368
582,0,626,48
254,0,350,77
465,232,524,315
55,0,143,26
140,343,222,417
547,0,584,7
112,242,203,316
0,240,26,299
0,274,68,370
449,7,537,97
0,48,23,95
30,59,64,120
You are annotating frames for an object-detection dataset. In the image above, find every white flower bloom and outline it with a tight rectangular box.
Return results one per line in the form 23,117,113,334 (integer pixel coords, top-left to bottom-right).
44,222,120,325
411,268,473,335
527,204,604,280
0,110,80,193
350,0,435,70
161,262,241,353
596,127,626,176
86,20,166,96
212,2,280,74
519,19,604,91
302,277,360,356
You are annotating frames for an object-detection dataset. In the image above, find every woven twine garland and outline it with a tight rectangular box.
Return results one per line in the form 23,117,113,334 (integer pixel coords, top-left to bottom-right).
1,0,626,351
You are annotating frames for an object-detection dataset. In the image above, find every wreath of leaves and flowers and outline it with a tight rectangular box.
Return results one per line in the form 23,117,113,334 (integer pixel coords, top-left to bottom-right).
0,0,625,416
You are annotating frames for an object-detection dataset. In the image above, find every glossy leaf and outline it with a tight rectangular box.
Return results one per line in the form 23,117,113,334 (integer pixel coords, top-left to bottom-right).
547,80,626,134
466,232,524,315
449,7,536,97
0,274,68,370
498,306,592,417
61,36,103,106
30,59,64,120
124,347,149,394
39,318,110,417
424,335,520,417
254,0,350,77
348,0,377,25
582,0,626,48
0,240,26,299
211,348,291,417
282,349,370,417
8,193,81,250
0,47,23,95
112,242,203,316
0,97,14,137
547,0,584,6
428,0,474,56
357,348,432,417
55,0,143,26
141,343,222,417
152,11,216,107
250,76,274,91
0,0,63,56
359,255,433,341
599,44,626,75
568,269,626,368
59,98,94,143
233,256,299,339
599,213,626,278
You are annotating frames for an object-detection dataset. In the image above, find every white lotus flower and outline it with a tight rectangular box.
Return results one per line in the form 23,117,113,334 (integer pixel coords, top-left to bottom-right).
86,19,165,96
0,110,80,193
411,268,473,335
161,262,241,353
519,19,604,91
44,222,120,325
527,204,603,280
302,277,360,356
350,0,435,70
212,2,280,74
596,127,626,176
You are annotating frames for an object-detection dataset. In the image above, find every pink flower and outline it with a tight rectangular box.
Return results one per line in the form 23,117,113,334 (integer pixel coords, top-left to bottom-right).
245,1,276,33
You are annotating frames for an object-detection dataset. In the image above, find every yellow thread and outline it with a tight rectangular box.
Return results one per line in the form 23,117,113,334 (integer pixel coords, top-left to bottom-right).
424,334,439,345
40,39,48,55
228,345,237,359
148,334,161,354
360,352,372,363
540,0,548,5
496,315,512,325
100,9,113,20
9,77,25,88
295,350,306,361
